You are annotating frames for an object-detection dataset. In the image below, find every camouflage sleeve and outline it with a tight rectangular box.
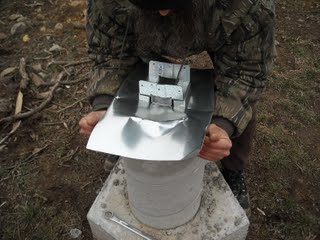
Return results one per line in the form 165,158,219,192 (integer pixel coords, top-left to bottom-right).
211,0,276,136
86,0,138,110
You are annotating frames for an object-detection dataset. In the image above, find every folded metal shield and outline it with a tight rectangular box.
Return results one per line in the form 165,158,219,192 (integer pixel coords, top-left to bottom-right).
87,61,214,161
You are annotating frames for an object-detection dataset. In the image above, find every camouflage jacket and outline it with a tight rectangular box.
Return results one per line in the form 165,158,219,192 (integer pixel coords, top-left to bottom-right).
86,0,276,136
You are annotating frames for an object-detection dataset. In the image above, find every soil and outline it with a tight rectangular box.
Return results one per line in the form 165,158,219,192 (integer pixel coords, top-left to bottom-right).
0,0,319,240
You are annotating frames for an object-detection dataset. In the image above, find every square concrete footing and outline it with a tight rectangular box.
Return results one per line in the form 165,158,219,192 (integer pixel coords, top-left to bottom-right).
87,159,249,240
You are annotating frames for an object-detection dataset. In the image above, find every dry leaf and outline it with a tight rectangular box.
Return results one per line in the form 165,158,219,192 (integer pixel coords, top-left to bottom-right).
30,72,45,87
9,14,23,21
31,63,42,72
15,91,23,114
49,44,64,52
12,91,23,130
30,132,38,141
0,67,17,77
22,34,30,42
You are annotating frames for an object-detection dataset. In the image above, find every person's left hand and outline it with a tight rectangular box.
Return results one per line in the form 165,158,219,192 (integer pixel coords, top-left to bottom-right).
198,124,232,161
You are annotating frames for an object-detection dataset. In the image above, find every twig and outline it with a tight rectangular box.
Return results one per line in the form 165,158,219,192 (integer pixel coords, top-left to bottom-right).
295,162,304,173
64,59,92,67
0,176,10,183
60,75,89,84
257,207,266,216
75,65,86,75
61,66,71,76
40,76,89,87
40,120,72,126
57,97,86,113
19,58,29,89
0,61,26,145
33,56,51,60
25,2,44,7
59,147,79,167
0,72,65,125
50,59,91,67
0,123,21,145
0,166,40,183
61,147,79,162
5,145,49,170
0,201,7,208
81,182,91,189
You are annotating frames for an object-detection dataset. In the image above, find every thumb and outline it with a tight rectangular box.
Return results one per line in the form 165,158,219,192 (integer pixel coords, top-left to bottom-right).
207,124,228,141
86,111,105,126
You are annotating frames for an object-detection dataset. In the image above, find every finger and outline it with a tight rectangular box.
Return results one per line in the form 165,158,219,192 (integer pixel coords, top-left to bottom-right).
87,111,105,126
79,117,89,128
198,152,224,161
199,145,230,159
198,148,227,160
199,150,230,160
209,132,229,142
80,128,92,136
79,122,93,131
203,137,232,150
207,124,229,142
85,115,99,126
79,123,94,134
200,145,230,157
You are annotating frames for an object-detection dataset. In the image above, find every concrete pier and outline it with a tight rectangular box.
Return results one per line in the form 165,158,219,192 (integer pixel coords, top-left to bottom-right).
124,157,206,229
87,159,249,240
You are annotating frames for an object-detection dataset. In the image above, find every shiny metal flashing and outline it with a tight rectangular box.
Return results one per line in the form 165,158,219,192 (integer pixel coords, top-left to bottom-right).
87,61,214,161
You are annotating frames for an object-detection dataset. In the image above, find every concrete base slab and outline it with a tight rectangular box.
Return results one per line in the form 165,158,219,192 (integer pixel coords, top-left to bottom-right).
87,159,249,240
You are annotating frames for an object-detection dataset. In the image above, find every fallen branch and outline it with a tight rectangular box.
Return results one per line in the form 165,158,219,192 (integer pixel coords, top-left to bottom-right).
0,62,26,146
0,72,65,125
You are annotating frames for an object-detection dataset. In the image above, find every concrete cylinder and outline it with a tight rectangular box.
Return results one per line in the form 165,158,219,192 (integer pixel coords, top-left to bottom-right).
123,157,206,229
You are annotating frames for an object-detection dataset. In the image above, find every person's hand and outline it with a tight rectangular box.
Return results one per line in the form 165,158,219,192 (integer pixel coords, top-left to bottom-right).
198,124,232,161
79,110,106,137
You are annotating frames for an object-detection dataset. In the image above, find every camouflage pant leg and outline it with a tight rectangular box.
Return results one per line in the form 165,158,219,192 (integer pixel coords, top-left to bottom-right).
221,107,257,172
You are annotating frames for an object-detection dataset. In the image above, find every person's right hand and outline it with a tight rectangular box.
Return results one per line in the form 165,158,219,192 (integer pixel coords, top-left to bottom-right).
79,110,106,137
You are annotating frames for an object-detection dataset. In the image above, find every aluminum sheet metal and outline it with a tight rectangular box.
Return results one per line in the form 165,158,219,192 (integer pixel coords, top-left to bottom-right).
87,63,214,161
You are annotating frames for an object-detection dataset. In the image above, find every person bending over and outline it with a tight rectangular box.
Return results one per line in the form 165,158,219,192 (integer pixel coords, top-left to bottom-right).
79,0,276,215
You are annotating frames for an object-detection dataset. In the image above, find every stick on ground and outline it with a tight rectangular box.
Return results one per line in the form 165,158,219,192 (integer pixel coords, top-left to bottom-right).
0,72,65,125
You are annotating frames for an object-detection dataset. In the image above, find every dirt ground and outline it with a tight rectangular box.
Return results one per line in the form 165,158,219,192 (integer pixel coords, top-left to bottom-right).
0,0,319,240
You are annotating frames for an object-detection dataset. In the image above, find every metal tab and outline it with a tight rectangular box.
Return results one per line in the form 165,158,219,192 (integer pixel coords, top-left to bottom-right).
138,61,190,116
139,81,184,100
